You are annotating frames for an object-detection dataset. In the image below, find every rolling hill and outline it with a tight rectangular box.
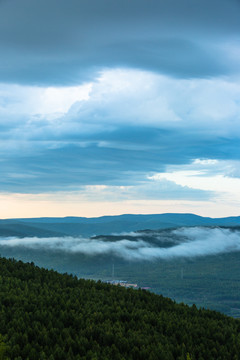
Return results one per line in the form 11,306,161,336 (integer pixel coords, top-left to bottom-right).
1,213,240,237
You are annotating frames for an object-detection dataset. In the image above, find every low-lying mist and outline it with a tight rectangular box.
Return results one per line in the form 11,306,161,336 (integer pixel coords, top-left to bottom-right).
0,227,240,261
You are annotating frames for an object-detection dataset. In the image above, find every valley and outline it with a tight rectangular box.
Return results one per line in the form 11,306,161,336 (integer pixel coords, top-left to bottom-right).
1,214,240,317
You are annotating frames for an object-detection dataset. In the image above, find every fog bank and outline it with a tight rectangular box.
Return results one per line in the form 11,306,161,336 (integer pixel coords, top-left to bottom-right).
0,227,239,261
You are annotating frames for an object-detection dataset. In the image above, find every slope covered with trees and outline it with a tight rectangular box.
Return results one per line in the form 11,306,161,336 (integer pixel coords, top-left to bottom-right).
1,228,240,316
0,257,240,360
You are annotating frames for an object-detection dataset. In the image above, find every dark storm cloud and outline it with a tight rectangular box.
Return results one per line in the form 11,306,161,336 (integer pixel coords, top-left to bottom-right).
0,125,238,193
0,0,239,84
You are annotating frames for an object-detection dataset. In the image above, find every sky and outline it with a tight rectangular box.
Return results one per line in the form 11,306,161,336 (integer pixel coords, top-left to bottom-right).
0,0,240,218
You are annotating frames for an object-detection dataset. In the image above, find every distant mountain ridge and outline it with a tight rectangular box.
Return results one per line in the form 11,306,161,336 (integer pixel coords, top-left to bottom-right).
0,213,240,237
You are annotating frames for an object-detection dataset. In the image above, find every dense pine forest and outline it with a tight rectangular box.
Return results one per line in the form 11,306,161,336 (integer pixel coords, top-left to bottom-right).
0,257,240,360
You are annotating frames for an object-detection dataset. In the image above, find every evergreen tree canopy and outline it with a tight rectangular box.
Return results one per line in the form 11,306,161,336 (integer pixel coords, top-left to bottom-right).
0,257,239,359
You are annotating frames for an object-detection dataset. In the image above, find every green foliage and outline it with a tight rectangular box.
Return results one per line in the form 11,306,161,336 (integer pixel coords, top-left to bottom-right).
0,257,240,359
0,335,9,360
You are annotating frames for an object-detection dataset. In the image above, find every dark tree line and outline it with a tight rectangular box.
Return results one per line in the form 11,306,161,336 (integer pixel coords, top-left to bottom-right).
0,257,240,359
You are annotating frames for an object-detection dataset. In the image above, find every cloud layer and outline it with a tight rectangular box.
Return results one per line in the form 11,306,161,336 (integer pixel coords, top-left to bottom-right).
0,70,240,199
0,0,240,216
1,227,240,261
0,0,239,85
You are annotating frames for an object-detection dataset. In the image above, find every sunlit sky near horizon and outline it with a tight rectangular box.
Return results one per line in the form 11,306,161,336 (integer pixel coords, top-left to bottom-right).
0,0,240,219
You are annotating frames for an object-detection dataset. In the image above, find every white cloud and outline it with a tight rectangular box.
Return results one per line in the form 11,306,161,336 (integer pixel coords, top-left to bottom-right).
1,68,240,145
1,227,240,261
0,82,91,118
150,159,240,204
60,69,240,138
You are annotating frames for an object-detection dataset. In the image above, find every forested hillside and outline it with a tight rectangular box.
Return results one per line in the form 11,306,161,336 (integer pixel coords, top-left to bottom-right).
0,258,240,359
1,227,240,316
